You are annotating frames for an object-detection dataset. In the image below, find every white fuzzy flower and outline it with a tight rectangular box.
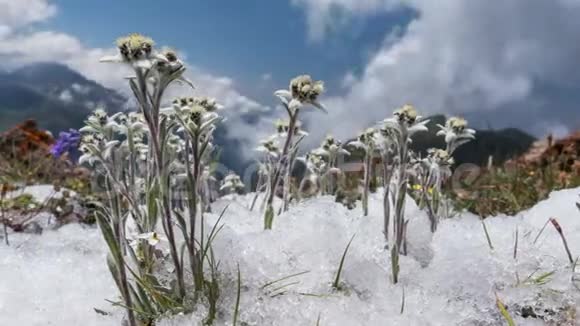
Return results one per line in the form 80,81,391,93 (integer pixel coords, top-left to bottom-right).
220,173,245,192
274,119,308,138
436,117,476,144
100,33,163,69
274,74,326,113
255,136,280,159
380,104,430,140
166,97,223,136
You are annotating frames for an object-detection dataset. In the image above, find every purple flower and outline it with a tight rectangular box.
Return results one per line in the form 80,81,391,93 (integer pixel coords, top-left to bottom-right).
51,129,81,158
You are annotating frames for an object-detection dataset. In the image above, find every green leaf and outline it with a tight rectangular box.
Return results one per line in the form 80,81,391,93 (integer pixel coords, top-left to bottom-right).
97,211,122,265
391,245,400,284
147,182,159,228
495,293,516,326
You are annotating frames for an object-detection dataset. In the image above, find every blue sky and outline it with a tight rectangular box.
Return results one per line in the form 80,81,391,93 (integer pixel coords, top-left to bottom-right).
48,0,412,100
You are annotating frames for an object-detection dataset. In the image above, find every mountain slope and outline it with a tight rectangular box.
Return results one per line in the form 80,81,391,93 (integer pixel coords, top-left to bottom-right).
411,115,536,165
0,63,126,133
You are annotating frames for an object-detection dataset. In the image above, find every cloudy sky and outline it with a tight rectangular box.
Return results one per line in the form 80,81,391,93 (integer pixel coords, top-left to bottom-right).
1,0,579,154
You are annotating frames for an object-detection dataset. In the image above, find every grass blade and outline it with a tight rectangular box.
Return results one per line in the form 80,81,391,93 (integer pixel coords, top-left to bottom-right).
480,217,494,250
233,264,241,326
400,286,405,314
533,218,550,245
513,225,519,260
495,293,515,326
333,234,356,290
261,270,310,290
550,218,575,265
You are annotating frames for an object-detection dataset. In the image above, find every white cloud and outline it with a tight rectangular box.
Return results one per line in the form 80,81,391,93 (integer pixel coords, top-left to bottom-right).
291,0,402,40
261,73,272,82
58,89,73,103
292,0,580,143
0,0,56,30
0,30,130,90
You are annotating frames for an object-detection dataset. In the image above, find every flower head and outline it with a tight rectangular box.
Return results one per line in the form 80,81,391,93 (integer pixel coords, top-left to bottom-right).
115,33,155,62
154,48,195,88
380,104,429,141
436,116,476,151
427,148,454,166
274,74,326,112
313,135,350,158
256,137,280,158
394,104,418,125
220,172,245,193
447,117,468,133
92,108,108,126
304,153,327,174
50,129,81,158
168,96,222,135
192,96,220,112
290,75,324,103
274,119,307,137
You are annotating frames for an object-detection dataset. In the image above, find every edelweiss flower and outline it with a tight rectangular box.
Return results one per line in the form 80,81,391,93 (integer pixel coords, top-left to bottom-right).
349,128,378,151
274,74,326,113
274,119,308,138
394,104,418,125
77,131,119,165
220,173,245,192
191,96,221,112
381,104,430,139
312,135,350,157
154,48,194,88
303,153,327,174
167,96,222,135
415,148,454,186
99,33,164,69
80,108,120,134
78,144,94,165
436,116,476,144
113,112,147,136
255,137,280,159
427,148,454,166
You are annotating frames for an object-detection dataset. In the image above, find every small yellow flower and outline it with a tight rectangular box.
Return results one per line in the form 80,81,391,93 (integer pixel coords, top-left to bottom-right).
412,184,422,191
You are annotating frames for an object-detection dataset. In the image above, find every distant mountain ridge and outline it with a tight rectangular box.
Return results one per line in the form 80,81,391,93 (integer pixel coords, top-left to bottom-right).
0,62,126,133
411,115,537,166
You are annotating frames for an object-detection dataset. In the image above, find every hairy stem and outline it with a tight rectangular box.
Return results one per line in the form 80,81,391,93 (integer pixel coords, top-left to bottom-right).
264,111,298,229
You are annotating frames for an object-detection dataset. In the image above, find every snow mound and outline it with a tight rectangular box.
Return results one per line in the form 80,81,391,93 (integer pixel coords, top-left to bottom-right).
0,224,121,325
193,188,580,325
